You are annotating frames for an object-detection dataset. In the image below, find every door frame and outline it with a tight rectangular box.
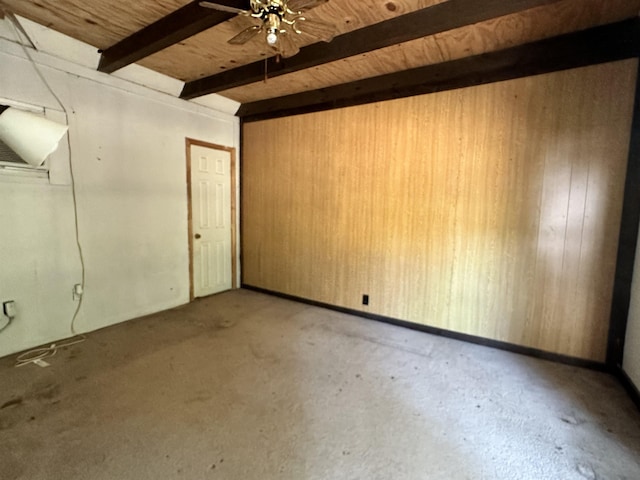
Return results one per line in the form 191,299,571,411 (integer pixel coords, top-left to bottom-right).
186,138,238,301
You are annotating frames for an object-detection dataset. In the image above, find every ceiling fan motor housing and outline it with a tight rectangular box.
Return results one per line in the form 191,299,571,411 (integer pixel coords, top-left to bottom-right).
250,0,288,17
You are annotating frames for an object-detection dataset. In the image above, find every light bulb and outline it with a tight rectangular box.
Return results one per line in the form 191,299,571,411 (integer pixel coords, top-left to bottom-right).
266,29,278,45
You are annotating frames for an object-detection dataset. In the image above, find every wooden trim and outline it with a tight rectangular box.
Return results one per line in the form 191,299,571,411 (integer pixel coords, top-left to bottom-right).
185,138,239,301
606,60,640,367
242,284,609,372
186,139,195,302
615,367,640,412
239,118,245,287
230,146,238,289
239,18,640,121
97,1,248,73
180,0,562,99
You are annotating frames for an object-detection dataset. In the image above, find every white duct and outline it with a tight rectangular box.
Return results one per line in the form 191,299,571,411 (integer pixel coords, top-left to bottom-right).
0,107,68,167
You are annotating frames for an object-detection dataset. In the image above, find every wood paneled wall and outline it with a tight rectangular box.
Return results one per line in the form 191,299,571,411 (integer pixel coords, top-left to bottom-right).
242,59,637,361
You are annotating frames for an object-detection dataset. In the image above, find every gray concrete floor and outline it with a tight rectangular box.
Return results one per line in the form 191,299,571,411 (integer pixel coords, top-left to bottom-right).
1,289,640,480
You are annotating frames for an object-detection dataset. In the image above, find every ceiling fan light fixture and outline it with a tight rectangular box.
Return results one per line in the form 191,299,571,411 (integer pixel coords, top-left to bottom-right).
265,12,281,45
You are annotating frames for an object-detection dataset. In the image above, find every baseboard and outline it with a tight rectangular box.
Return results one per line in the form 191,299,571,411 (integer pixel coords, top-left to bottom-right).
614,367,640,411
242,284,608,372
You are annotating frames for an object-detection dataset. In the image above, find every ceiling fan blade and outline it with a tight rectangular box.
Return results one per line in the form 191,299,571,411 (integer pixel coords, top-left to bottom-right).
296,17,336,42
287,0,329,12
278,31,300,58
199,1,248,14
228,24,263,45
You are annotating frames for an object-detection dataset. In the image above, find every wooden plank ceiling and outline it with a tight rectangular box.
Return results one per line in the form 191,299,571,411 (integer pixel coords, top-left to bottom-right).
2,0,639,106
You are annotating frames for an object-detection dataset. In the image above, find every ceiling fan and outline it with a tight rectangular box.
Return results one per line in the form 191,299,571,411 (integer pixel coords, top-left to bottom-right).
199,0,337,58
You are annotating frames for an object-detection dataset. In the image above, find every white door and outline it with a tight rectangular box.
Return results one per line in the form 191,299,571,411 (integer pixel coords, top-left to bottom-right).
191,144,232,297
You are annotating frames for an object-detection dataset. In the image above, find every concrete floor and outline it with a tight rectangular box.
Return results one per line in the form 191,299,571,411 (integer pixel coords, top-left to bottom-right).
1,289,640,480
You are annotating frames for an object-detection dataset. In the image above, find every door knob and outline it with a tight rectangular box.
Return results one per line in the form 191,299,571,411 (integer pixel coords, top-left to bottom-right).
195,233,201,239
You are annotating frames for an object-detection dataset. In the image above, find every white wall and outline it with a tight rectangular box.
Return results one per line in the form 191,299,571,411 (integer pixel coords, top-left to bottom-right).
0,38,239,357
624,233,640,388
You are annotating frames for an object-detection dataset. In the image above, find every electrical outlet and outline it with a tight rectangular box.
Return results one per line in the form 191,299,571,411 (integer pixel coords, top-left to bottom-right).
362,294,369,306
3,301,16,319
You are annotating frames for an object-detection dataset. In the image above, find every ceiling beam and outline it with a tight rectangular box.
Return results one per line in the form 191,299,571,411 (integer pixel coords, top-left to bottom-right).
97,0,249,74
180,0,562,99
238,19,640,121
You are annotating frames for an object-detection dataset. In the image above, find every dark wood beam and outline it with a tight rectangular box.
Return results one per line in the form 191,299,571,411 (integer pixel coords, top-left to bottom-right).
98,0,249,74
180,0,562,99
238,19,640,121
607,57,640,369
